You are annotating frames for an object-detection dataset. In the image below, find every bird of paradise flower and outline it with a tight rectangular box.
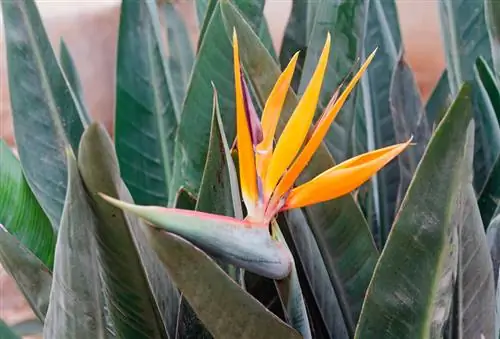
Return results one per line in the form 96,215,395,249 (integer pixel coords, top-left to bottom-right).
100,30,411,280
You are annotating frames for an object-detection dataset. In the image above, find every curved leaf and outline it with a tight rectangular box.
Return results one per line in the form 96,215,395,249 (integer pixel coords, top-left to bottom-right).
355,84,473,338
146,229,302,339
425,70,451,129
1,0,84,228
220,0,378,327
389,54,431,212
78,123,179,339
300,0,366,163
361,0,402,245
0,141,55,268
0,227,52,321
59,39,91,126
280,210,349,339
438,0,496,191
486,0,500,75
115,0,177,207
450,185,496,339
161,2,194,112
43,151,106,338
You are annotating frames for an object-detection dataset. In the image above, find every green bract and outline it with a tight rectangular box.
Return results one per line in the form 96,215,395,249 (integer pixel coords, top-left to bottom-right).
0,0,498,338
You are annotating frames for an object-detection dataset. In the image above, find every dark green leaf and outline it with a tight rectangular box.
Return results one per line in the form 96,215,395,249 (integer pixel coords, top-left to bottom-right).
362,0,402,245
300,0,365,163
78,123,180,339
115,0,177,207
425,70,451,129
273,222,312,339
0,141,56,268
196,0,218,49
0,319,21,339
59,39,92,126
221,0,378,327
438,0,496,192
256,18,277,59
486,0,500,75
1,0,85,228
171,1,239,199
279,0,309,90
196,90,242,219
173,187,197,211
161,2,195,111
476,57,500,225
43,151,106,338
0,227,52,321
280,210,349,339
145,229,302,339
355,84,473,338
450,184,496,339
389,53,431,212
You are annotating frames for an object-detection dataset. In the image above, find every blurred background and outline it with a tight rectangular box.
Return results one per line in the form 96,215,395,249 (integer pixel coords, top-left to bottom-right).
0,0,444,337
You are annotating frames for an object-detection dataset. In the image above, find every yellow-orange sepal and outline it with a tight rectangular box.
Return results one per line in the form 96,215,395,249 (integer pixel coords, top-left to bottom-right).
282,139,413,210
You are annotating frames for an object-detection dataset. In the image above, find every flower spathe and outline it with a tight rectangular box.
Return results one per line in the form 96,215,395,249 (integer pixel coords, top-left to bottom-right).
232,29,411,224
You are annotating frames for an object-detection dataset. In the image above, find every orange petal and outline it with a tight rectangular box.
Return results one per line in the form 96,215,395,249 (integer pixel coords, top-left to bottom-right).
256,52,299,179
264,33,331,198
233,30,258,211
272,50,377,198
283,139,412,210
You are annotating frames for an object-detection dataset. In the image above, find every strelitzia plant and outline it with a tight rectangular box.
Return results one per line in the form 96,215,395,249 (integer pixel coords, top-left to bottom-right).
100,30,411,280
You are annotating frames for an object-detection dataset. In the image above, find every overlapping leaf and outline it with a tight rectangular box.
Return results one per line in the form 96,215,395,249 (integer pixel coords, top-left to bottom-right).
43,151,106,338
78,123,179,339
0,141,55,268
115,0,177,208
1,0,84,228
355,84,473,338
221,0,378,327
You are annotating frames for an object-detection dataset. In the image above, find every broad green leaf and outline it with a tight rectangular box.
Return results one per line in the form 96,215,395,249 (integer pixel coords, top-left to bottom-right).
451,184,496,339
171,2,236,199
161,2,195,111
145,229,302,339
425,70,451,129
300,0,365,163
195,0,210,28
43,151,106,338
196,0,218,48
195,90,242,219
438,0,496,192
355,84,473,338
486,0,500,75
0,320,21,339
280,210,349,339
361,0,402,246
0,141,55,268
477,57,500,225
221,0,378,325
175,297,213,339
389,54,431,212
59,39,92,126
256,18,277,59
0,227,52,321
100,195,293,280
439,0,493,94
115,0,177,207
1,0,84,228
279,0,310,90
78,123,179,339
273,222,312,339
